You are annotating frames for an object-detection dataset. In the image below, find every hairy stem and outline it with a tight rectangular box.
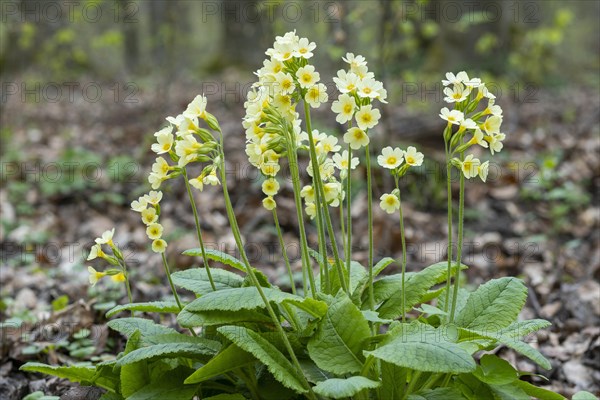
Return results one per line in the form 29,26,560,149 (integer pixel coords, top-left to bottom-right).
218,147,315,398
395,179,407,322
304,101,347,294
183,168,216,291
443,142,453,312
286,137,316,298
449,156,465,323
272,208,296,295
365,144,375,309
346,146,353,290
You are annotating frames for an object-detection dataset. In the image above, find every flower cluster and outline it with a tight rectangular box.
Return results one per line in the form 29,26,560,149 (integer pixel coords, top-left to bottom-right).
148,94,222,191
377,146,425,214
439,71,504,182
332,53,386,148
131,191,167,253
86,228,126,286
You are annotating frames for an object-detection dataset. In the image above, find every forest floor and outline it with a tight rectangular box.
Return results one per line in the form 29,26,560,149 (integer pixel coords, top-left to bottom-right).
0,78,599,398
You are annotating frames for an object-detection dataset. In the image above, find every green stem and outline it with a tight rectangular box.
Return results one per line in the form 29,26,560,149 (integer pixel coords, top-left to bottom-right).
304,101,347,294
402,370,422,399
443,143,453,313
272,209,296,295
286,138,316,298
218,145,316,399
183,168,217,292
395,179,407,322
449,156,465,323
346,146,353,290
339,197,346,259
161,252,197,336
161,252,183,310
116,258,134,317
365,144,375,309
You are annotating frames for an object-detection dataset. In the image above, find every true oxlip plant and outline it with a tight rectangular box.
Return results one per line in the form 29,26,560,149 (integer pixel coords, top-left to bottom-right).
23,32,570,400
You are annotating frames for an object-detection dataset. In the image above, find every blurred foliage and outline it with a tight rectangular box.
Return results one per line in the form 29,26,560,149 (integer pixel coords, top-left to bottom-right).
521,151,591,233
1,0,597,92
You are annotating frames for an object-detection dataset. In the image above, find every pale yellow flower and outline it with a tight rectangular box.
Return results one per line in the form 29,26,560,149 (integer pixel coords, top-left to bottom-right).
296,65,320,89
377,147,404,169
262,178,280,196
88,266,106,286
152,239,167,253
355,105,381,130
141,208,158,225
380,193,400,214
146,223,163,240
343,127,369,150
331,93,356,124
262,196,277,210
403,146,424,167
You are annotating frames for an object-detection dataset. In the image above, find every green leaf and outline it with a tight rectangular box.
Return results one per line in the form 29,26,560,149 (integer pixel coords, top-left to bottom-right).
512,380,565,400
108,318,176,339
473,354,518,385
20,362,118,392
455,277,527,331
298,360,331,384
183,287,300,312
381,361,405,400
51,295,69,312
121,330,149,397
177,308,271,328
307,293,370,375
183,248,246,272
498,319,551,340
572,391,599,400
500,339,552,370
281,297,328,318
142,333,221,347
488,383,530,400
460,327,552,370
204,395,247,400
313,376,380,399
362,310,393,324
106,301,180,318
365,324,476,373
217,326,308,394
172,268,243,295
116,340,220,366
185,344,256,384
128,366,197,400
374,257,395,276
376,262,468,319
408,387,466,400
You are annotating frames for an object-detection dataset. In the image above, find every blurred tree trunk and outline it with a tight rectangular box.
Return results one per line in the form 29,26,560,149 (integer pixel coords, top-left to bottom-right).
218,0,272,69
117,0,139,73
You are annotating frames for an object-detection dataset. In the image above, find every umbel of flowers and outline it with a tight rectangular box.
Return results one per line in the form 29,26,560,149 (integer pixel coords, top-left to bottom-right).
439,70,506,321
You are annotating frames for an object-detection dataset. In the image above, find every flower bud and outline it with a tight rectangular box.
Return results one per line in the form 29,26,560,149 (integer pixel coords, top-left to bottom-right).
204,112,221,132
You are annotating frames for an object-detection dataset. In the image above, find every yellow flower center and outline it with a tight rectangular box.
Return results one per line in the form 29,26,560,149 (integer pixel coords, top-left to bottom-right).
353,130,363,140
453,93,462,100
361,114,372,124
406,156,415,165
302,73,312,83
363,87,372,94
343,104,353,114
387,156,397,165
386,197,396,206
274,65,282,73
299,48,307,54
